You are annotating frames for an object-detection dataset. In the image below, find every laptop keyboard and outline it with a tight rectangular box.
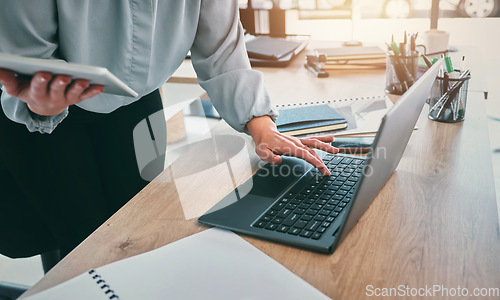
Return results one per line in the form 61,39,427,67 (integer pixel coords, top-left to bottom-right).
252,154,365,240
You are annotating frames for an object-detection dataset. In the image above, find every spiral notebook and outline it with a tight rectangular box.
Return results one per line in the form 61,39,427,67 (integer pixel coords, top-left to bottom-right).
24,228,329,300
275,95,393,136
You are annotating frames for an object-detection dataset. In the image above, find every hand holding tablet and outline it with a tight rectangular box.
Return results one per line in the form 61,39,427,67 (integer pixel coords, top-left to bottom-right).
0,53,138,116
0,53,137,97
0,69,104,116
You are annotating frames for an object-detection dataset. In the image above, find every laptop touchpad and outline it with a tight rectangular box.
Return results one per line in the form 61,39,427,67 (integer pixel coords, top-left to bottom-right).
248,156,312,198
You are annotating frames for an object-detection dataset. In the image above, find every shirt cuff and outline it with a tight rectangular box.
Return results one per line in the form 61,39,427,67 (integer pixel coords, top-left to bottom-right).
197,69,279,133
27,108,69,134
1,90,69,134
242,108,279,135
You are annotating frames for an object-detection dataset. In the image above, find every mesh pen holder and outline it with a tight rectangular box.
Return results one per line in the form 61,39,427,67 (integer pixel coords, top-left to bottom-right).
428,69,471,123
385,51,420,95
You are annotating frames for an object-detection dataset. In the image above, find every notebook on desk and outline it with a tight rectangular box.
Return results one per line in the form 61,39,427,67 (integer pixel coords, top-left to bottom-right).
276,104,347,136
199,60,442,253
275,95,393,137
24,229,329,299
313,46,386,62
245,34,309,67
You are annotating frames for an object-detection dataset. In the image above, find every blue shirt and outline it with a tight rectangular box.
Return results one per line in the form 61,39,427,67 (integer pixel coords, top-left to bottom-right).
0,0,277,133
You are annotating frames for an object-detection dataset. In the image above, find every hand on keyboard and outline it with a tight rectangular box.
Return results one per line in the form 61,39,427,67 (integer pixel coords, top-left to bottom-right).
246,116,339,175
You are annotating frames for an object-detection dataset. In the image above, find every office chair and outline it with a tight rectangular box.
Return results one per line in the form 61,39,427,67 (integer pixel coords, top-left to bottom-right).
0,250,60,300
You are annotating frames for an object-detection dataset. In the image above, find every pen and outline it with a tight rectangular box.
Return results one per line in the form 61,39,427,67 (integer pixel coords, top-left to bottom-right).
385,42,393,53
430,69,470,118
443,72,449,97
422,55,433,68
391,42,415,86
399,42,407,58
389,44,409,92
460,55,466,73
403,31,409,56
454,70,470,120
388,57,405,94
439,70,470,119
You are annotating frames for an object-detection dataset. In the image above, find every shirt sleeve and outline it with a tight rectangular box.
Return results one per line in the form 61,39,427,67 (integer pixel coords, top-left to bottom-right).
189,0,278,133
0,1,68,134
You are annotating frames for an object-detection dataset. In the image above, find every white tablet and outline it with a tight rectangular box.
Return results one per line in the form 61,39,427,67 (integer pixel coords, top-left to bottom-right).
0,53,138,97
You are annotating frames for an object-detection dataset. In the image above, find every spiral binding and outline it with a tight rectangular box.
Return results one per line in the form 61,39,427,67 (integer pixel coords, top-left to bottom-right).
88,269,120,299
274,96,386,109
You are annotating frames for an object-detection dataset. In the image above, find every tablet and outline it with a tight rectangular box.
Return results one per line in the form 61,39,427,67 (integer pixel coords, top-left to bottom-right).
0,53,138,97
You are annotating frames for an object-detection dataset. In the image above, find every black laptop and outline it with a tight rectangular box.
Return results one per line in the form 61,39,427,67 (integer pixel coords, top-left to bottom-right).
199,60,442,253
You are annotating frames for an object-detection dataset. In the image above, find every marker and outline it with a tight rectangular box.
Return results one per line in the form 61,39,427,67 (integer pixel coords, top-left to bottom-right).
390,42,415,86
444,56,454,73
391,42,401,56
444,56,459,78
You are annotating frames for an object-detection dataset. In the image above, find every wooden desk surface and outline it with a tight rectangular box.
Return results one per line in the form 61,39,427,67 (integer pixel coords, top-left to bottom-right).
22,47,500,299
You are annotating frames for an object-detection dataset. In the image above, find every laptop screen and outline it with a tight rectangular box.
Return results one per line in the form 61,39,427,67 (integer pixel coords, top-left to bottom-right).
335,60,443,246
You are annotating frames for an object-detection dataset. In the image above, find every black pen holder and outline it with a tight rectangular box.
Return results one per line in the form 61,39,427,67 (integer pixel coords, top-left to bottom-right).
428,70,471,123
385,52,420,95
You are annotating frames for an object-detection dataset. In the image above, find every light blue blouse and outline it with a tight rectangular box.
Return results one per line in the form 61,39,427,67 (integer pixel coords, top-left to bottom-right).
0,0,277,133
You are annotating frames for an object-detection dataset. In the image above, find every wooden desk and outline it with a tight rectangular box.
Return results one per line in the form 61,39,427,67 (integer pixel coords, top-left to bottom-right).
21,49,500,299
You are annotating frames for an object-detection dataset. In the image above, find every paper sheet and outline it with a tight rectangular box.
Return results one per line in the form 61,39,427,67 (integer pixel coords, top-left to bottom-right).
25,228,331,300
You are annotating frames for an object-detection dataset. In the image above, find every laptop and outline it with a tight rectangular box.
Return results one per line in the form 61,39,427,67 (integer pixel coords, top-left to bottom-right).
198,60,442,253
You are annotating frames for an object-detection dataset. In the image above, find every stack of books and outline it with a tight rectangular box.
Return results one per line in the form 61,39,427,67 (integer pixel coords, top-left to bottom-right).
305,46,386,76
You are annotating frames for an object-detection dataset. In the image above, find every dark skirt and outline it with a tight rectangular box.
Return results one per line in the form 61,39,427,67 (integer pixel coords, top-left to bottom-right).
0,90,165,258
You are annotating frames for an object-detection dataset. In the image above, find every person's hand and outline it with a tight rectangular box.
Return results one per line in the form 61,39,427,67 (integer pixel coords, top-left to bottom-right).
0,69,104,116
246,116,339,176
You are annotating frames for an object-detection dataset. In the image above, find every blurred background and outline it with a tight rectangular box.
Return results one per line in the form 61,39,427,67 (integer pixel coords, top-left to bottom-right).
240,0,500,19
238,0,500,90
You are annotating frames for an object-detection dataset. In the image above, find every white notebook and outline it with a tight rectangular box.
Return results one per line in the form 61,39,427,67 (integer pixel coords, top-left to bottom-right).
275,95,393,137
25,228,330,300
